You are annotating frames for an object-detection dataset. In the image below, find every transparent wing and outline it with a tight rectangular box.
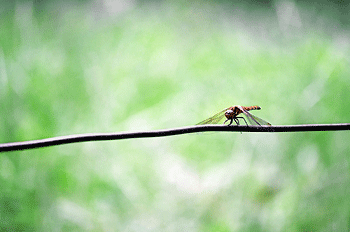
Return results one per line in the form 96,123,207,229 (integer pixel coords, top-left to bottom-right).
238,106,271,126
246,113,272,126
196,108,228,125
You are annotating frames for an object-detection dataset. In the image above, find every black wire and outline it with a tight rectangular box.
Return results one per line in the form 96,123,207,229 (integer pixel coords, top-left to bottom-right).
1,123,349,152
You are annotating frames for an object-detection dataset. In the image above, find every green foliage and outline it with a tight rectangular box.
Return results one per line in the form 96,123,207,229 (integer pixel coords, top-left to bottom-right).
1,1,350,231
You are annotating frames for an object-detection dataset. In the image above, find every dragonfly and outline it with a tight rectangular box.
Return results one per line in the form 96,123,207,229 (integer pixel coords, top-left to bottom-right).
197,105,271,126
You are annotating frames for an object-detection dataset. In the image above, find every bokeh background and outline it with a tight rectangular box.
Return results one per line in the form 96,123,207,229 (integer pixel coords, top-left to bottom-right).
1,0,350,231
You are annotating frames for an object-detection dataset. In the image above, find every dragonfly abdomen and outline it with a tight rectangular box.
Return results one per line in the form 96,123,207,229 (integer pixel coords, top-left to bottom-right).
242,105,261,111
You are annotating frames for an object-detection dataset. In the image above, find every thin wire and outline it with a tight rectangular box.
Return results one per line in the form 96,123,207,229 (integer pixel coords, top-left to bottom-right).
1,123,350,152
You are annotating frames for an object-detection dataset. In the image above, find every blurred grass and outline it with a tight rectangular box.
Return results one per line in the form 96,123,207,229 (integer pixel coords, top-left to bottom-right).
1,0,350,231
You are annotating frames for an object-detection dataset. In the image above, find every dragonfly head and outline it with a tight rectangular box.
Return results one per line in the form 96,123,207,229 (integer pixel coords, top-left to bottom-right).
225,109,235,119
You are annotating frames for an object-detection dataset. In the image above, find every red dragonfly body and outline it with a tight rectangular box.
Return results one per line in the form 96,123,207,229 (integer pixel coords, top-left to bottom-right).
197,105,271,126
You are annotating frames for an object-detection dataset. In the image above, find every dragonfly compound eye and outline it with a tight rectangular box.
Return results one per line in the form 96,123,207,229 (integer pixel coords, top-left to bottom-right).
225,109,234,117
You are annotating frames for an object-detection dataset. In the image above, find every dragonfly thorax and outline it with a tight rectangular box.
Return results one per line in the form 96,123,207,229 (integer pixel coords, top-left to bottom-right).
224,106,242,119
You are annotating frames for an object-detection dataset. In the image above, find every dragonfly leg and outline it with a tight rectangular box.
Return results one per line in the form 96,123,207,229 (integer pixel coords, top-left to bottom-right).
224,119,233,126
236,117,248,126
234,118,240,125
228,119,233,126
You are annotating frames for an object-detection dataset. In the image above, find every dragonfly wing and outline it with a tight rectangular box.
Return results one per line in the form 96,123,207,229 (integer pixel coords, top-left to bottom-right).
196,108,228,125
247,114,271,126
238,106,271,126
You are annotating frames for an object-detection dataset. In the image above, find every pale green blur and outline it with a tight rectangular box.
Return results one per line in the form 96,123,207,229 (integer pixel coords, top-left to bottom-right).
1,0,350,231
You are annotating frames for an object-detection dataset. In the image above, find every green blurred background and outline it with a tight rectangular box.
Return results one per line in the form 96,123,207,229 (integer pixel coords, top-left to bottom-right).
1,0,350,231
